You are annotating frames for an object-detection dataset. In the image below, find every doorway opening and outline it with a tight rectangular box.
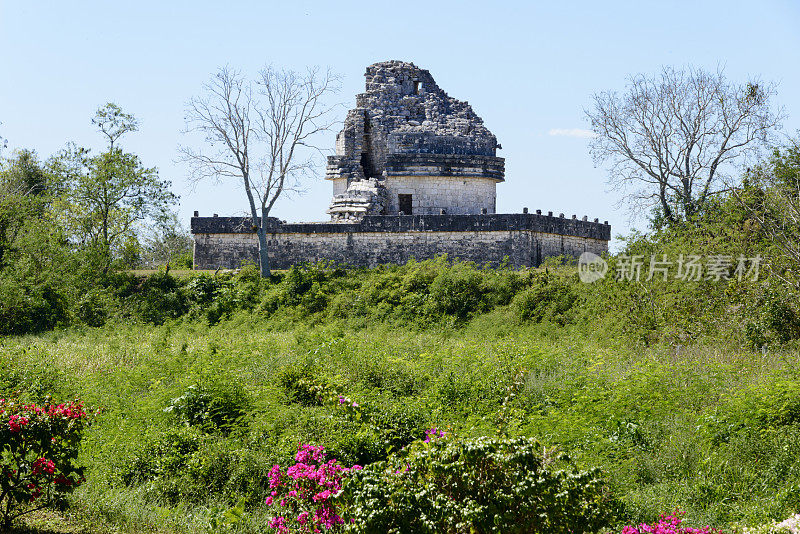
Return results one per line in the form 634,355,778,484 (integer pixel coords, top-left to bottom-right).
398,194,413,215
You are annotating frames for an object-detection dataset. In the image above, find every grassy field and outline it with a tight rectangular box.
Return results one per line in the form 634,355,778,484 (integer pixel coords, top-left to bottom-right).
2,301,799,532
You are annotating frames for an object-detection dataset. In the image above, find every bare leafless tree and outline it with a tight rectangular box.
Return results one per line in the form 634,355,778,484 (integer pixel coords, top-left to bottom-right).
180,66,339,276
586,66,784,225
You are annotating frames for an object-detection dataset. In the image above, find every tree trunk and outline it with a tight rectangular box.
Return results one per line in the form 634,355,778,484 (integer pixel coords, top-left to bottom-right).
256,228,270,278
659,181,675,224
257,206,271,277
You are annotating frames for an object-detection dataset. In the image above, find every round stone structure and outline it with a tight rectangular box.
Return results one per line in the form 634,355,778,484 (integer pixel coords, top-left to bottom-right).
327,60,505,220
191,60,611,271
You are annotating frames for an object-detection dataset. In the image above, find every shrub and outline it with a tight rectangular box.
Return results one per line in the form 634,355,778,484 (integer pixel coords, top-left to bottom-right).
166,377,251,435
341,435,617,533
0,277,68,335
709,379,800,437
324,397,427,466
185,274,223,307
75,287,115,327
120,426,277,505
278,366,329,407
743,285,800,348
99,270,140,300
204,282,240,325
0,397,89,528
265,444,361,533
360,402,426,455
171,252,194,270
121,426,203,487
512,273,577,325
428,262,484,320
481,268,530,307
282,264,329,305
233,263,265,310
119,426,206,504
131,271,189,324
619,511,725,533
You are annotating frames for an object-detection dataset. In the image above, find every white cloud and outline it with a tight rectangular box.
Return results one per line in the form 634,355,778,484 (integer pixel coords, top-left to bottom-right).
548,128,597,139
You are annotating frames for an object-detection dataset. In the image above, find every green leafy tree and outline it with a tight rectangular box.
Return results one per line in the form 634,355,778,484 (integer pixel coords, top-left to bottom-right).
140,212,193,269
736,136,800,288
59,104,176,271
0,150,46,266
118,234,142,269
0,150,79,334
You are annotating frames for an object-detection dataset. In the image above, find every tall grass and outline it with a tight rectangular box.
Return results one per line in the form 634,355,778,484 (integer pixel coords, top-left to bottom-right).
2,298,799,531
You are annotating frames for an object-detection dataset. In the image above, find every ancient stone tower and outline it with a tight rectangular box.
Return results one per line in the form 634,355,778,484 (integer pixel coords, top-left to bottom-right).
191,60,611,270
326,60,505,220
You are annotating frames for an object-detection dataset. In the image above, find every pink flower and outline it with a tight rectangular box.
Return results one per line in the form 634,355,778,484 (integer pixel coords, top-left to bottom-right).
617,511,722,534
423,427,446,443
31,458,55,477
313,490,332,502
8,415,29,433
265,443,360,531
268,464,282,489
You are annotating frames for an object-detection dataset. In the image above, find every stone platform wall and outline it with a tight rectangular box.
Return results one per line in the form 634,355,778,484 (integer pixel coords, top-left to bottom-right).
191,214,610,270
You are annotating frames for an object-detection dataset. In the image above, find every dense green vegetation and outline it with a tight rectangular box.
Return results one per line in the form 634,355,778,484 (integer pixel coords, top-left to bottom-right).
1,238,800,531
0,105,190,337
3,97,800,531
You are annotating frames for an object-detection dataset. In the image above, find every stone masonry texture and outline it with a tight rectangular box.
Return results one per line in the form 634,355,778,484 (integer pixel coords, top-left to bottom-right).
191,214,611,270
191,60,610,270
326,60,503,220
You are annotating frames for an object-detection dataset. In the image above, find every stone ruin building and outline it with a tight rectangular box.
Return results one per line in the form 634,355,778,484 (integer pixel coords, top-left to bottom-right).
191,61,610,270
326,60,504,220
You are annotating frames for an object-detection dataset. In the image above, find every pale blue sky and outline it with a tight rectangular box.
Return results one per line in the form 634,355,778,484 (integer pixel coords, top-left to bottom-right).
2,1,799,247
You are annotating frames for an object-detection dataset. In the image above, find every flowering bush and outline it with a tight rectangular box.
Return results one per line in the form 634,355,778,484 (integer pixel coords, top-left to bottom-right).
620,511,725,534
0,397,89,528
266,444,362,533
422,427,445,443
341,435,618,534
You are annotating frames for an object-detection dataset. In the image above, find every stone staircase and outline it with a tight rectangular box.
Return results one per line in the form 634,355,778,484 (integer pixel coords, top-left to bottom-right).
326,178,387,221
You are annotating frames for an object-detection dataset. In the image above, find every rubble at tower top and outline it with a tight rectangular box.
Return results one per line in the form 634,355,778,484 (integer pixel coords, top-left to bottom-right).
327,60,504,221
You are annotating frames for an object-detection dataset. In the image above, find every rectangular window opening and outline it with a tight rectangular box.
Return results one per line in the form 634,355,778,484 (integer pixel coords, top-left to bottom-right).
398,194,413,215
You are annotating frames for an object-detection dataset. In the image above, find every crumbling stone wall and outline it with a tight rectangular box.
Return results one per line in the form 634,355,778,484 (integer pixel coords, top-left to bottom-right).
193,61,612,271
327,61,504,220
191,214,610,270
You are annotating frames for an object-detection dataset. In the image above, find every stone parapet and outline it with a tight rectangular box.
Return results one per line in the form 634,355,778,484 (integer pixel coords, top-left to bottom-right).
191,213,610,240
